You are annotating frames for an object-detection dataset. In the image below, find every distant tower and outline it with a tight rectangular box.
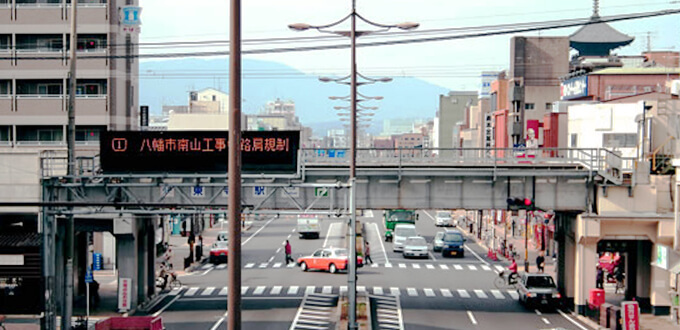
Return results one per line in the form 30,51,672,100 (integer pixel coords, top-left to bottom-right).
569,0,634,56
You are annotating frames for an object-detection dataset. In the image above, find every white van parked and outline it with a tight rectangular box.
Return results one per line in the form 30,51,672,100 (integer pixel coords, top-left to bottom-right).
393,224,418,252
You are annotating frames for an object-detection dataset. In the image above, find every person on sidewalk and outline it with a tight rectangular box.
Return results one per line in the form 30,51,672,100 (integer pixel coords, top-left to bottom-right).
285,240,294,265
536,251,545,273
596,265,604,289
364,241,373,264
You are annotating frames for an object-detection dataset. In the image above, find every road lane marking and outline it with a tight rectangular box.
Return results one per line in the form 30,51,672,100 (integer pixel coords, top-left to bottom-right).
474,290,488,299
457,289,470,298
558,310,589,330
268,256,274,263
209,311,228,330
258,263,268,268
440,264,449,270
490,289,504,299
373,287,383,295
323,223,337,248
424,288,435,297
535,310,542,316
465,245,490,265
426,264,435,269
253,286,266,295
482,265,492,271
201,287,215,296
272,262,282,268
358,286,366,293
152,295,181,317
287,286,299,295
244,263,255,269
390,287,400,296
270,286,282,295
372,223,390,264
412,264,421,269
287,263,295,268
322,286,332,294
399,263,406,268
454,264,463,270
340,286,347,294
467,311,478,325
276,247,281,254
407,288,418,296
305,286,316,295
168,287,183,296
202,264,213,270
216,263,227,270
385,263,393,268
242,216,277,246
371,263,378,268
495,265,505,272
507,290,519,299
422,210,435,222
429,252,438,261
468,265,478,271
185,287,199,296
241,286,249,295
440,288,453,297
219,287,228,295
542,318,550,324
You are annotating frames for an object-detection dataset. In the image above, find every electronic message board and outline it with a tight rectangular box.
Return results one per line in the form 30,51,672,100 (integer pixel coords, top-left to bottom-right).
100,131,299,174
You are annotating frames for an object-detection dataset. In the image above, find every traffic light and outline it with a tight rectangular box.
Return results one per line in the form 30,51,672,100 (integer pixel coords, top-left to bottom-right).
507,197,533,210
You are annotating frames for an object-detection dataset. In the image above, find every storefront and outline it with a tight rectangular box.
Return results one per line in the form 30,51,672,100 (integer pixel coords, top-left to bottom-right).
0,233,42,314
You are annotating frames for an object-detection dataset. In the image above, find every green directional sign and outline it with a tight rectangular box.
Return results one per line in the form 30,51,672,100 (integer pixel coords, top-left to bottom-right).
314,187,329,197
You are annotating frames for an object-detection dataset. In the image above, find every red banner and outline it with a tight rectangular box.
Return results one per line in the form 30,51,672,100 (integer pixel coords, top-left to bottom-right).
622,301,640,330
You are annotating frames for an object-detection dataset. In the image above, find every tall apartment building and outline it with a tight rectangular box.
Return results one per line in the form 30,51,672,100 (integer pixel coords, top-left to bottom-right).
433,91,478,150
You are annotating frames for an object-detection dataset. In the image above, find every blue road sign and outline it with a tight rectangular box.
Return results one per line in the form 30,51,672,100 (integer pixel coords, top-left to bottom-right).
85,268,93,283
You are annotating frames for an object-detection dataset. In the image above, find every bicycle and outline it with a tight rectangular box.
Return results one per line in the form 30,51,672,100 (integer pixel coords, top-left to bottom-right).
494,270,519,289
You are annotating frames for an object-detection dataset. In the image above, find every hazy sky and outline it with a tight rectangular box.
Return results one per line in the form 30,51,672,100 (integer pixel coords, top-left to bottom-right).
139,0,680,91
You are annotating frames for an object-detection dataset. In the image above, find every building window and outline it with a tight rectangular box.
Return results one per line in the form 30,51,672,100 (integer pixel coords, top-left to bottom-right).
76,126,104,142
16,126,63,143
16,34,62,52
17,80,63,95
524,103,535,110
0,126,10,142
546,103,553,111
72,79,107,96
0,80,11,95
0,35,10,51
570,134,578,147
602,133,637,148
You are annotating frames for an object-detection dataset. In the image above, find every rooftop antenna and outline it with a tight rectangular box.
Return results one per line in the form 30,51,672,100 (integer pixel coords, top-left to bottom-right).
592,0,600,19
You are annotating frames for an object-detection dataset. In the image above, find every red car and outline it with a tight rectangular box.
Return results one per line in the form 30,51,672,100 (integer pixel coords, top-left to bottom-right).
297,248,363,273
210,241,229,264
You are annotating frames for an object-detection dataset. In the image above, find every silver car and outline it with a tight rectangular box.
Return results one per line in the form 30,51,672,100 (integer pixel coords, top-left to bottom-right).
433,231,445,252
403,236,429,258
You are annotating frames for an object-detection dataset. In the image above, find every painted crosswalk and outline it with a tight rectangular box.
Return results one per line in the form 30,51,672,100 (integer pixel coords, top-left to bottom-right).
167,285,521,301
204,261,511,272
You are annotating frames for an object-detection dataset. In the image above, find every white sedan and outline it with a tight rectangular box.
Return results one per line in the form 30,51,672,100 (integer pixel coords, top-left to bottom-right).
403,236,429,258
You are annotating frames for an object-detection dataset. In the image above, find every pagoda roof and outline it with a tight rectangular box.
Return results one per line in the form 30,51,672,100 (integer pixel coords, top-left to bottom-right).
569,17,634,45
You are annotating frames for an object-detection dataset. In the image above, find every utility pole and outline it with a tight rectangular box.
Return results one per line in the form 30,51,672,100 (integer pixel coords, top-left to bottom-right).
62,0,77,329
227,0,242,329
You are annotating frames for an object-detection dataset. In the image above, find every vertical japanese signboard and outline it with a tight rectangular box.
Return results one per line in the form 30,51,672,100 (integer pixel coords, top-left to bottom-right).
118,278,132,311
100,131,299,174
622,301,640,330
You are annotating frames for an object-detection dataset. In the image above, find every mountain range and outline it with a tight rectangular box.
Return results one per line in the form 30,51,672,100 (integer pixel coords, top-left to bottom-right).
140,58,451,135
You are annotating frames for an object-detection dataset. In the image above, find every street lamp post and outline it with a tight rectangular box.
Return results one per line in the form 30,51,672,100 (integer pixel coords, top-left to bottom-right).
289,3,417,327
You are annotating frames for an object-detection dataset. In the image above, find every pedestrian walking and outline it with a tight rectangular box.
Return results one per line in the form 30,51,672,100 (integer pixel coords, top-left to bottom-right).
536,251,545,273
284,240,294,264
364,241,373,264
596,265,604,289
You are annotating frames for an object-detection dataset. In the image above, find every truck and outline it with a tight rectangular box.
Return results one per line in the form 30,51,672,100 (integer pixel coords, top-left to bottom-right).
383,209,418,242
297,216,321,239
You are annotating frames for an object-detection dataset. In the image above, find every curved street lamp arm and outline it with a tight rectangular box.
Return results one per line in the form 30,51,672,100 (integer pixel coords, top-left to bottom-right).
289,13,352,31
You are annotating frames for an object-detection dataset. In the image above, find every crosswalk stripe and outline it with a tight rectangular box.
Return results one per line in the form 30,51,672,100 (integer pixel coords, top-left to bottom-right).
287,263,296,268
253,286,266,295
440,288,453,297
507,290,519,299
399,263,406,269
202,264,213,270
495,265,505,272
259,263,268,268
340,286,347,294
358,286,366,293
216,263,228,270
491,289,505,299
440,264,449,270
457,289,470,298
270,286,282,295
245,263,255,269
426,264,435,269
371,263,378,268
468,265,478,271
390,287,400,296
168,287,183,296
272,262,282,268
482,265,492,271
287,286,299,295
219,287,228,295
385,263,393,268
322,286,332,294
454,264,463,270
373,287,383,295
201,287,215,296
407,288,418,297
424,288,435,297
241,286,249,295
305,286,316,295
185,287,199,296
412,264,421,269
474,290,488,299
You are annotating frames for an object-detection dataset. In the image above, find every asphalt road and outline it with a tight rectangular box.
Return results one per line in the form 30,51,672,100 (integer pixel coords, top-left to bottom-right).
144,211,593,330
